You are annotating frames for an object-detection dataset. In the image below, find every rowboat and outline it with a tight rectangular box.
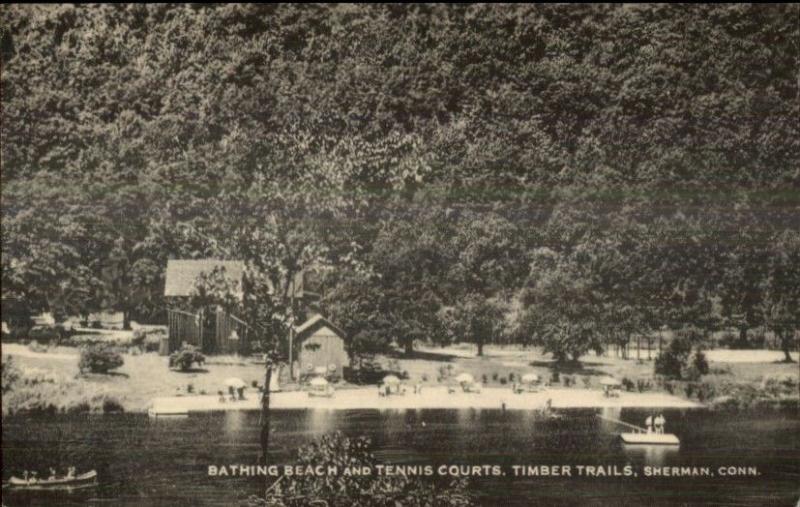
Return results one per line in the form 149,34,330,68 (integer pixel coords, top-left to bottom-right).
6,470,97,490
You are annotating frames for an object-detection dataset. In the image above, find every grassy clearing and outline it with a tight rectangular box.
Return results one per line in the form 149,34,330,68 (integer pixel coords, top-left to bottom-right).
2,344,269,414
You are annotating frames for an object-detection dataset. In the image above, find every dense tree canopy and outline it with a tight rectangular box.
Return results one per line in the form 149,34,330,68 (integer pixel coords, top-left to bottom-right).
2,4,798,359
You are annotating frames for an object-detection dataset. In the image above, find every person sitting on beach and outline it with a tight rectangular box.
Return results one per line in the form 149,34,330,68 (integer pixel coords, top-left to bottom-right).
645,414,653,434
48,468,57,480
29,471,38,484
218,390,226,403
67,467,76,479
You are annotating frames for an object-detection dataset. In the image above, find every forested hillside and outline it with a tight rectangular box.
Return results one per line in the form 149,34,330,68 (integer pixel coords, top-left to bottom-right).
2,4,798,360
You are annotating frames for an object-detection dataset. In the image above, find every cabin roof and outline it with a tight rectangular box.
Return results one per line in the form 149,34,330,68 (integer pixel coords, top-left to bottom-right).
164,259,245,298
295,314,346,341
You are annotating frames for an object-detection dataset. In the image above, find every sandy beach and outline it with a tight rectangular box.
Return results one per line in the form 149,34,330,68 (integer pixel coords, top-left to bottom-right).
148,385,701,415
6,342,796,415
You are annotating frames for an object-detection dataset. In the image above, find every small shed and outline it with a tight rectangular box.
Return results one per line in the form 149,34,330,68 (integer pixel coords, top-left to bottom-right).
294,314,349,379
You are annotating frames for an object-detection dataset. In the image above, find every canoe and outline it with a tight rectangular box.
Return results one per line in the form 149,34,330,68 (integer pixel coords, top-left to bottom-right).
7,470,97,490
620,432,680,445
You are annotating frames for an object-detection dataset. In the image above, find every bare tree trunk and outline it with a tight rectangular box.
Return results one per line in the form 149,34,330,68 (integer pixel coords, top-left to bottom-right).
404,338,413,356
781,332,795,363
259,363,273,478
123,309,131,331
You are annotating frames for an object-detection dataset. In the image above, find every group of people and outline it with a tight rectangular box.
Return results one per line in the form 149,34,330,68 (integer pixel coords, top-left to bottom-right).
645,413,667,434
21,467,76,484
379,382,424,396
218,386,246,403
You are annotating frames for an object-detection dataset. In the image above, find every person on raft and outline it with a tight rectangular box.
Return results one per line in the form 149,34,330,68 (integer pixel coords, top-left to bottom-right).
655,413,666,434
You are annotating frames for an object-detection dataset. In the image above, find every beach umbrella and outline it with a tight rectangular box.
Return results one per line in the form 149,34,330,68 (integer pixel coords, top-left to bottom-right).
521,373,540,384
382,375,400,385
224,377,247,389
455,373,474,384
600,377,621,387
310,377,328,386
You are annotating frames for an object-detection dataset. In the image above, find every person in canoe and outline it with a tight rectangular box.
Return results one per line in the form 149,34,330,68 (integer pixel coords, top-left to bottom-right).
9,468,98,490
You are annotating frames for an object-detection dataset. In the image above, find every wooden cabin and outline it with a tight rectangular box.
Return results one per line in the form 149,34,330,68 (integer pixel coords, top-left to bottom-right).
163,259,314,356
294,314,349,379
163,259,254,355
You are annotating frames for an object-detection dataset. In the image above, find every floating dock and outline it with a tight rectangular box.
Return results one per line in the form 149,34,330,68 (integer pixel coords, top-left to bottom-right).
598,414,680,446
619,432,680,445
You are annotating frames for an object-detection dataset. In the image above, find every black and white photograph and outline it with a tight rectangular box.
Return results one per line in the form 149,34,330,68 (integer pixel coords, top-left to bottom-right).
1,4,798,506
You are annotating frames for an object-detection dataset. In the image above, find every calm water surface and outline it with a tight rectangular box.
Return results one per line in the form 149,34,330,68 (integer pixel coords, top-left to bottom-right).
2,408,799,506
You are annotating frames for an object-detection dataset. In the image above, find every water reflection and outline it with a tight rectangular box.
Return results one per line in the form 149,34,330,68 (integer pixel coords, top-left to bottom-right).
224,409,246,435
598,406,622,434
622,443,679,467
307,408,336,435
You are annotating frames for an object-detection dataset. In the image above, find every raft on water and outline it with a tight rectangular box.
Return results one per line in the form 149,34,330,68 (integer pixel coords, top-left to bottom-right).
597,414,680,445
619,432,680,445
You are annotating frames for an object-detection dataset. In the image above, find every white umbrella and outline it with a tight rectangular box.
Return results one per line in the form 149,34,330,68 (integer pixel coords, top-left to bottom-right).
455,373,474,384
224,377,247,389
382,375,400,385
310,376,328,386
521,373,540,384
600,377,621,386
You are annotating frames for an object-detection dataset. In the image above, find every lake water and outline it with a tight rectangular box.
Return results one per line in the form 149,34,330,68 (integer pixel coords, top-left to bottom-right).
2,408,799,506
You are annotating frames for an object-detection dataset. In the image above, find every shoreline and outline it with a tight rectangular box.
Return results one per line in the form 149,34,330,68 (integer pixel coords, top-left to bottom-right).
4,343,796,416
148,386,702,416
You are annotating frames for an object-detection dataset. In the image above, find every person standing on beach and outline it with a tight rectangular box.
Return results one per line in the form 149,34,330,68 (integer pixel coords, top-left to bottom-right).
645,414,653,433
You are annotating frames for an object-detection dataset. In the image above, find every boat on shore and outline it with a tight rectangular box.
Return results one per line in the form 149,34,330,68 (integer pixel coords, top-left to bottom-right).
5,470,97,491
